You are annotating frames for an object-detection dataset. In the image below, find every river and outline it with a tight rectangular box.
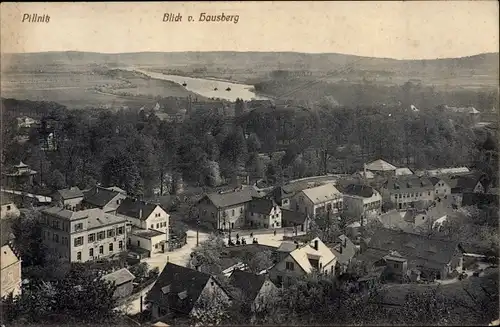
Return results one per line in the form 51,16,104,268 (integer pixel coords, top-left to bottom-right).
129,68,270,102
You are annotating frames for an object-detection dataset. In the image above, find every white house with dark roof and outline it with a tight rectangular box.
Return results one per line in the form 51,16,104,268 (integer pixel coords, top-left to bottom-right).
197,187,259,230
40,207,128,262
247,197,282,229
291,183,342,217
53,186,84,210
116,198,169,235
342,184,382,219
268,237,337,286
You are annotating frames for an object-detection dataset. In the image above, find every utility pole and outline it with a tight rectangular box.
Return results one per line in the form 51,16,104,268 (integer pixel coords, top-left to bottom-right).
196,215,200,246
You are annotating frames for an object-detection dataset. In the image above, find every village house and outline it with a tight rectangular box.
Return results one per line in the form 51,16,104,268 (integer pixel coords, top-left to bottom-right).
269,237,337,286
128,227,168,255
116,198,169,235
83,185,127,214
281,209,310,234
1,198,20,220
446,172,486,206
341,184,382,219
1,243,22,298
52,186,84,211
247,197,282,229
197,187,260,230
102,268,135,299
429,177,452,197
291,183,342,218
2,161,38,188
381,175,435,210
329,235,357,275
40,207,128,262
265,183,311,209
358,228,463,282
146,263,231,321
228,269,278,313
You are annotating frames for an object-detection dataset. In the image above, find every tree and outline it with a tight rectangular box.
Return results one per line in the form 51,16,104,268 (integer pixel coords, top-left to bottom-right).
11,209,47,267
47,169,66,191
189,286,231,326
203,160,223,187
102,153,143,196
245,250,274,274
222,126,248,165
246,133,261,153
190,234,226,275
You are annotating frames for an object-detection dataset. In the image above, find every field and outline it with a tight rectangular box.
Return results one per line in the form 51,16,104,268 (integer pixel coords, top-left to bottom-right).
1,69,200,109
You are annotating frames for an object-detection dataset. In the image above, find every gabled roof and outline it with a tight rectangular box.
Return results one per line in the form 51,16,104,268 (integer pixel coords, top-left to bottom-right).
146,263,222,314
203,187,258,209
277,241,299,253
395,168,414,176
281,209,308,225
330,235,357,265
448,173,484,193
300,183,341,205
384,176,434,192
248,198,277,215
229,270,269,302
367,228,459,267
83,186,124,208
365,159,397,171
342,184,375,198
117,198,160,221
56,186,84,200
288,237,336,273
102,268,135,285
1,243,20,269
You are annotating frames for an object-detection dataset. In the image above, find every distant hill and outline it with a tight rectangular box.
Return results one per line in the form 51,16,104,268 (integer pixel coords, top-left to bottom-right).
2,51,499,78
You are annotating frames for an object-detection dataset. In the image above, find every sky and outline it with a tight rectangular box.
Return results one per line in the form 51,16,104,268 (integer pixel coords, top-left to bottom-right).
1,1,498,60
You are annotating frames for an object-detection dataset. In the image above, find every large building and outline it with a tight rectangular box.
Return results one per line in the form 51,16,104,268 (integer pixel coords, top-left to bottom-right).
40,207,128,262
291,183,342,217
341,184,382,219
381,176,435,210
197,187,260,230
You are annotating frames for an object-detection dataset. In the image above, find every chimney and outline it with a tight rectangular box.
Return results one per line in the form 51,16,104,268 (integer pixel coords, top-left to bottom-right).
139,209,143,219
344,238,347,247
314,240,319,251
339,244,343,254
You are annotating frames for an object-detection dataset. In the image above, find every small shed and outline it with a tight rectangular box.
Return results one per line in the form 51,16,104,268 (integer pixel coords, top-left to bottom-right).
102,268,135,299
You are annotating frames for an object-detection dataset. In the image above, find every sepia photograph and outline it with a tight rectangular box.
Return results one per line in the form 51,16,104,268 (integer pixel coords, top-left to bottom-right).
0,1,499,326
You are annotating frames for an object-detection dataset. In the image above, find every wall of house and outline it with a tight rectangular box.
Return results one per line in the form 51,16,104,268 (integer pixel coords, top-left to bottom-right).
343,193,382,218
70,221,127,262
0,260,22,298
268,255,306,285
434,181,451,197
0,203,21,220
219,203,247,230
198,200,219,229
291,192,314,216
145,207,169,234
61,197,84,210
247,205,282,229
387,188,435,210
129,233,166,253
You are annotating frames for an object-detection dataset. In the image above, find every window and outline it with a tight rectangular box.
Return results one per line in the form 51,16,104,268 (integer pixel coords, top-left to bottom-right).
150,224,154,229
88,233,95,242
436,190,438,194
89,248,94,257
97,231,105,240
428,191,431,196
107,229,115,238
6,205,11,211
109,243,113,252
77,252,82,261
232,209,235,216
116,199,120,204
119,241,123,249
156,223,160,229
393,263,399,268
99,245,104,254
155,244,158,249
74,236,84,247
53,234,59,243
117,227,124,235
240,207,243,213
74,223,83,232
137,240,140,247
286,262,294,271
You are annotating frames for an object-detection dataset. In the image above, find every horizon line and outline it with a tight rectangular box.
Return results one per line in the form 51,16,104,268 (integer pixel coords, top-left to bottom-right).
2,50,498,62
